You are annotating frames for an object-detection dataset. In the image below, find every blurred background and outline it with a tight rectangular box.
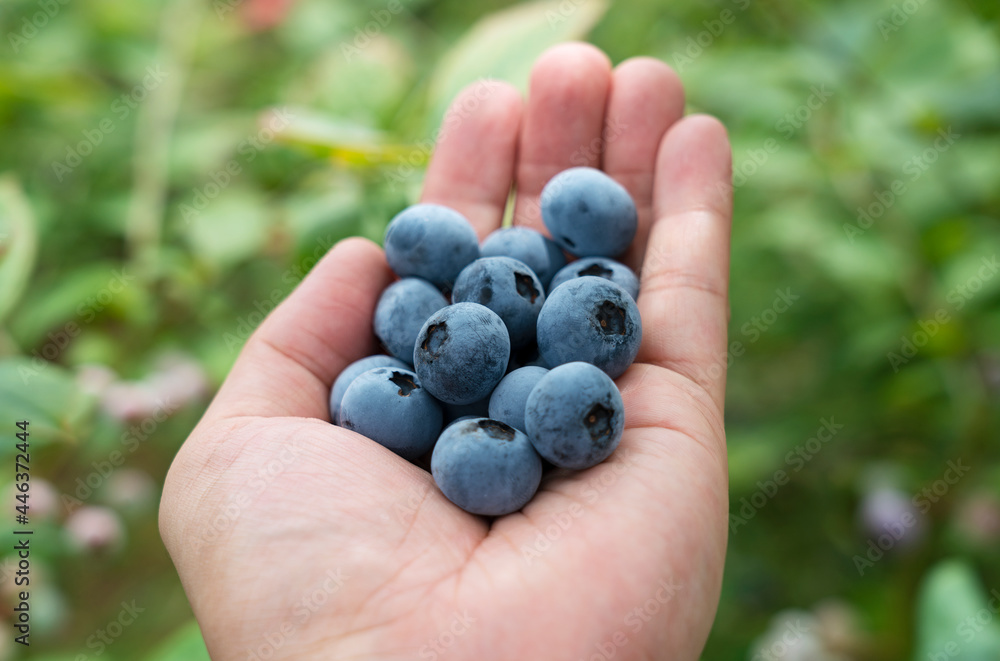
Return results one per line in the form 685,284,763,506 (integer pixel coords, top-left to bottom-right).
1,0,999,659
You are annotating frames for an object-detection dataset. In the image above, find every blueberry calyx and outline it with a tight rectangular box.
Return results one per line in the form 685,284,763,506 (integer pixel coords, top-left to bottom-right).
579,263,614,279
389,371,418,397
477,419,515,442
595,300,626,336
422,322,448,355
514,272,540,304
584,403,613,444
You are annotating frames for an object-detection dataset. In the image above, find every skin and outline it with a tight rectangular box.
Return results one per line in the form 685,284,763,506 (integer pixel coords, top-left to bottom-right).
160,43,733,661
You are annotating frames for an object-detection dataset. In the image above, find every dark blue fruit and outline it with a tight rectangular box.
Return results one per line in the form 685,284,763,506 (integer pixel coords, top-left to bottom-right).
413,302,510,405
540,167,637,258
506,342,547,373
441,396,491,425
524,362,624,470
549,257,639,301
488,366,548,432
384,204,480,289
536,276,642,379
480,227,568,288
452,257,545,348
444,415,479,430
339,367,443,461
374,278,448,363
431,418,543,516
329,355,409,424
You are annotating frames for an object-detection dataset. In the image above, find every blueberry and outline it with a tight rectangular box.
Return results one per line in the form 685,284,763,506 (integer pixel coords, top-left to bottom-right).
540,167,637,257
339,367,443,461
524,362,624,470
480,227,568,288
549,257,639,301
506,342,548,373
444,415,479,430
431,418,542,516
488,366,548,432
329,355,409,424
441,396,491,425
452,257,545,348
536,276,642,379
413,302,510,405
384,204,480,289
374,278,449,363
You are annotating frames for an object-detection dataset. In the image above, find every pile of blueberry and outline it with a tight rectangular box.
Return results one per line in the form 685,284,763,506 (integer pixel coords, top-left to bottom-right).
329,167,642,516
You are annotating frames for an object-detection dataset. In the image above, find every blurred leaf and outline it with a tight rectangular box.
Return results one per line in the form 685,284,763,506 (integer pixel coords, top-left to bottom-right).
277,0,354,55
293,34,416,124
8,262,141,346
143,620,210,661
426,0,608,128
182,188,271,268
273,107,425,166
284,179,363,242
0,358,94,452
914,559,1000,661
0,175,39,325
30,656,116,661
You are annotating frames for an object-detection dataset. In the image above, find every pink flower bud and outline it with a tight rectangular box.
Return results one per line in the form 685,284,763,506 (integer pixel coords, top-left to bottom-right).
64,506,125,553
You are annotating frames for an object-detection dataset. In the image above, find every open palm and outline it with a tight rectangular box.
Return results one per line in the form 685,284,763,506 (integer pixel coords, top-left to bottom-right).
160,43,732,661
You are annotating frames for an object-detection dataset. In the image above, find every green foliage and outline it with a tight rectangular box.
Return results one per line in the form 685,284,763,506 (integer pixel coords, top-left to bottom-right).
1,0,998,659
914,560,1000,660
425,0,608,127
0,359,94,454
0,178,38,325
143,620,210,661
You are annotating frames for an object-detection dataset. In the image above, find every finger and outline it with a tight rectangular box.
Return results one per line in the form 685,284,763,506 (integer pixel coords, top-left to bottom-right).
512,42,612,231
204,237,395,422
420,79,524,239
637,115,733,409
601,58,686,270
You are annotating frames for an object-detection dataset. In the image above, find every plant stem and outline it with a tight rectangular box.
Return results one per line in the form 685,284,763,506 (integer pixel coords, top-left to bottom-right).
124,0,204,281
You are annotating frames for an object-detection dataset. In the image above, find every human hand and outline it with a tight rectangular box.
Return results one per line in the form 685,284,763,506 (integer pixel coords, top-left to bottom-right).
160,42,732,661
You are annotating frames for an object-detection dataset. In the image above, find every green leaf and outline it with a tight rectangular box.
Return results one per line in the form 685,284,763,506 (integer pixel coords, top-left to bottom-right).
0,358,95,453
144,620,210,661
181,188,271,268
914,559,1000,661
8,261,142,346
272,108,425,167
426,0,609,129
0,175,39,325
29,656,115,661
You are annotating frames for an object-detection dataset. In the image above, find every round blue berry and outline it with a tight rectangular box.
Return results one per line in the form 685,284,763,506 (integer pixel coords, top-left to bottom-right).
441,396,491,425
374,278,449,363
549,257,639,301
384,204,480,289
339,367,443,461
525,362,624,470
488,366,548,432
432,418,542,516
536,276,642,379
452,257,545,348
413,302,511,405
329,355,409,425
480,227,568,288
540,167,637,257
